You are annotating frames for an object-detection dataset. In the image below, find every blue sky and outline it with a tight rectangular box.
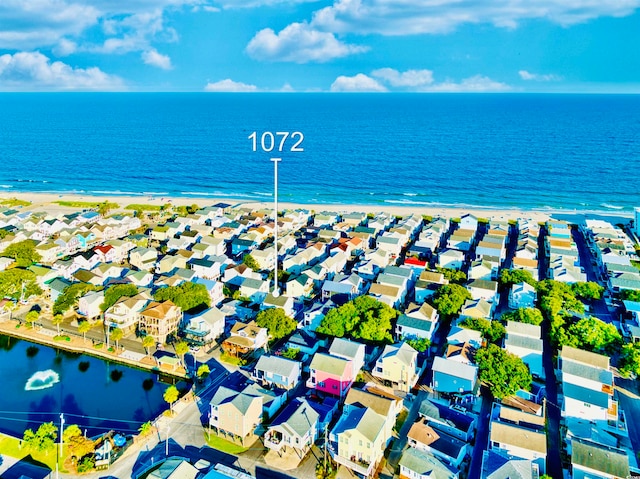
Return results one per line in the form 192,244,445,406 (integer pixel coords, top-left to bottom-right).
0,0,639,92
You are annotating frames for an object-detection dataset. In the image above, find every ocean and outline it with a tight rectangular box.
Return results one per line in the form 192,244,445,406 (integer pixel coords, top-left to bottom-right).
0,93,638,212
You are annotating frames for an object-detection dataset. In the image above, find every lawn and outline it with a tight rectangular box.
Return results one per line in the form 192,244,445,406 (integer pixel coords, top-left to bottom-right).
0,432,68,472
53,200,119,209
203,432,249,454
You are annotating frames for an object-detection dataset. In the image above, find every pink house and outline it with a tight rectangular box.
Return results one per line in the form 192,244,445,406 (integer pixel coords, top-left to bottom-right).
306,352,356,398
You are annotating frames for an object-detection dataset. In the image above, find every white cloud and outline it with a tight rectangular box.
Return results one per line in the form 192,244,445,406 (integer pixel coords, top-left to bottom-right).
0,51,124,91
310,0,640,36
371,68,434,87
519,70,562,81
218,0,319,8
204,79,259,92
423,74,511,92
246,22,367,63
142,48,172,69
330,73,387,92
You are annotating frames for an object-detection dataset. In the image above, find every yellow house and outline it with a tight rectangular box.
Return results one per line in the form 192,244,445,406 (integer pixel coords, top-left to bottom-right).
330,407,388,478
209,386,262,447
138,300,182,344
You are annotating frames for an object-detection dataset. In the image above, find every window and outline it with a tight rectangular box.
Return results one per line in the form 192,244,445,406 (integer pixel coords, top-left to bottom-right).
359,440,362,446
332,384,338,390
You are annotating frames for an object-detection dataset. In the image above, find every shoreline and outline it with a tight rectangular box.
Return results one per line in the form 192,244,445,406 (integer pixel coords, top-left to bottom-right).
1,191,635,223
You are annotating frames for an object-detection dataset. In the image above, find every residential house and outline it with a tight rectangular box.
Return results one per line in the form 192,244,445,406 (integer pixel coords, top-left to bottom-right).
396,302,438,341
329,337,366,372
243,382,287,420
399,447,458,479
264,397,335,460
459,214,478,232
571,438,630,479
138,300,182,344
467,279,498,303
124,269,153,288
252,355,301,391
431,356,478,394
488,421,546,474
222,321,268,358
306,352,355,398
286,274,315,299
508,282,536,310
181,307,225,346
77,290,105,320
459,298,494,322
559,346,618,426
129,247,158,271
418,398,477,442
481,450,540,479
285,330,324,357
46,277,72,303
368,283,402,308
189,258,221,280
329,406,389,478
415,271,448,303
262,293,296,318
446,326,483,350
209,386,262,447
437,249,465,270
445,343,476,365
238,277,269,304
372,342,420,393
407,419,467,470
156,254,187,275
468,260,496,281
104,291,152,334
504,321,544,379
36,242,63,264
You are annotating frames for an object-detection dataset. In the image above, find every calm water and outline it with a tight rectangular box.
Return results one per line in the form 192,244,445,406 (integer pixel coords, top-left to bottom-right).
0,335,179,438
0,93,638,212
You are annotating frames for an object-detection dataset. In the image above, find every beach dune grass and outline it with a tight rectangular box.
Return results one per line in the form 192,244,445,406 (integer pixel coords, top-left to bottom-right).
54,200,119,210
125,204,163,212
0,198,31,207
0,432,69,472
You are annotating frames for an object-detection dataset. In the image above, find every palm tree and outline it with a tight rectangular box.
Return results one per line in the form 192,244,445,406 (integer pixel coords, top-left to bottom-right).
52,314,64,335
163,385,179,414
25,310,39,329
110,327,124,351
142,335,155,356
138,421,153,437
174,340,189,368
77,320,91,343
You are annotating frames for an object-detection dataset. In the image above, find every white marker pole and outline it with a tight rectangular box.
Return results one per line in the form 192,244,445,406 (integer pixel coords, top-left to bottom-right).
271,158,281,297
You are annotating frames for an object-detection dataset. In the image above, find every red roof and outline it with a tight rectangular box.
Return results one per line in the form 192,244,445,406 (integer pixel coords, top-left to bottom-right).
404,257,426,267
94,245,114,254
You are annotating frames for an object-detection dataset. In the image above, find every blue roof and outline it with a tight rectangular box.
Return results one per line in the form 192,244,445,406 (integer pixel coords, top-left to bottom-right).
563,383,610,408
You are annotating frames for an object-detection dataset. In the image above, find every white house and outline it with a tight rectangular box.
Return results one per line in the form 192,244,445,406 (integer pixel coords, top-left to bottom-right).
77,290,105,320
508,282,537,309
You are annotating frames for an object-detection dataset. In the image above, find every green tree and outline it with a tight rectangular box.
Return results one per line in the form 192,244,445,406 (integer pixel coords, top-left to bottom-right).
436,267,467,284
0,268,42,301
100,283,139,312
459,317,505,342
22,422,57,455
316,296,397,343
25,310,39,328
52,314,64,335
153,281,210,312
197,364,211,379
432,284,471,318
565,316,622,353
175,340,190,367
282,347,300,360
142,335,155,356
501,307,544,326
163,385,180,413
77,456,95,473
619,342,640,378
242,253,261,272
256,308,297,341
571,281,604,300
63,424,95,460
54,282,99,315
499,269,537,287
138,421,153,436
110,327,124,350
404,337,431,353
1,239,41,267
476,344,532,399
621,290,640,302
77,320,91,343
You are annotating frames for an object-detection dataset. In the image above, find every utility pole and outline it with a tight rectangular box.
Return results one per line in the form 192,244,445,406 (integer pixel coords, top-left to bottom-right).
323,422,328,474
58,412,65,478
271,157,281,297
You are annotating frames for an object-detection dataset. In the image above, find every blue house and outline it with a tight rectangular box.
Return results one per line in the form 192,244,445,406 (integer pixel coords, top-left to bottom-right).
431,356,478,394
231,238,256,256
46,277,72,302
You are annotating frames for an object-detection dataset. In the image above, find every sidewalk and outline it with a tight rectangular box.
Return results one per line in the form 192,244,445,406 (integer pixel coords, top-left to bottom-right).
0,318,188,379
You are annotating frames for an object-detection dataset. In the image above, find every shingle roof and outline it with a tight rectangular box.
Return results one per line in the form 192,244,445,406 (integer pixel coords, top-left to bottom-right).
572,438,629,477
490,421,546,454
309,353,349,376
399,447,457,479
255,355,299,378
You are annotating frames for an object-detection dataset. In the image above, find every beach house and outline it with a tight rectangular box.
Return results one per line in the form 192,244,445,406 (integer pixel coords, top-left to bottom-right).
138,300,182,344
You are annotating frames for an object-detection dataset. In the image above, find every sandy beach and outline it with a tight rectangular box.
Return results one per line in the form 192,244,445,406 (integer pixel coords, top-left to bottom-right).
1,191,634,224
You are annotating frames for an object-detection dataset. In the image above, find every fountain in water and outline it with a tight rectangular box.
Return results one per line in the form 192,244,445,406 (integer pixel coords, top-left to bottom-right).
25,369,60,391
